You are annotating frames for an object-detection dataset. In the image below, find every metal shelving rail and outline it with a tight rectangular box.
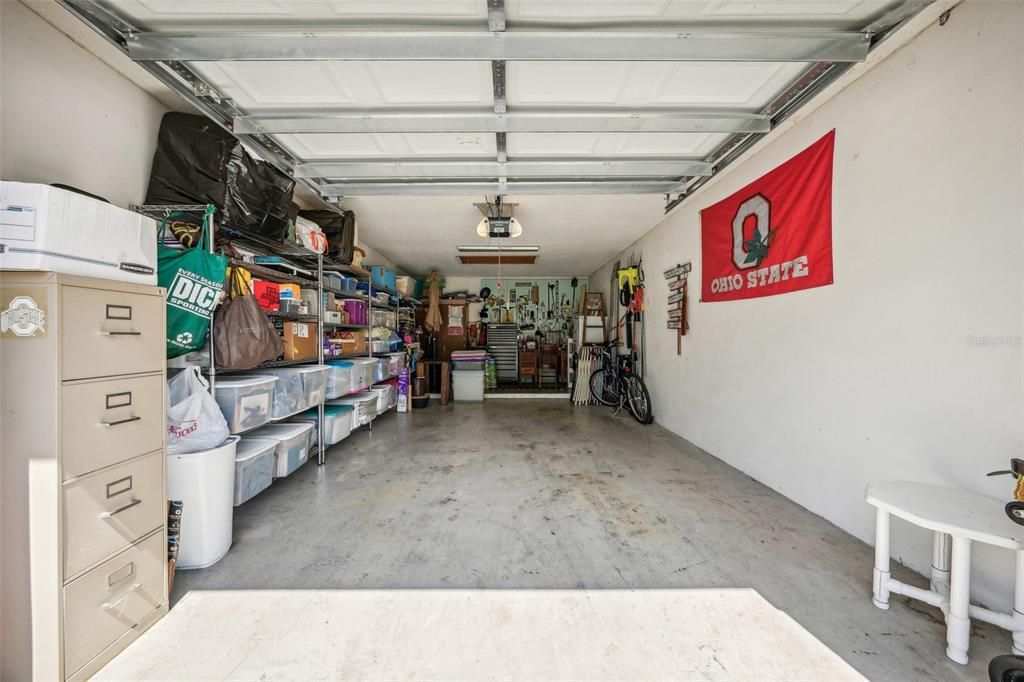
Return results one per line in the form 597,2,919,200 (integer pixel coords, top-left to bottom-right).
137,204,419,463
135,204,334,464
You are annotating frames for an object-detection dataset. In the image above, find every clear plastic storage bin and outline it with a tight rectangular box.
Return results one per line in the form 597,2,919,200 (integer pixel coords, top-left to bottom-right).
247,422,313,478
213,375,277,433
233,437,276,506
348,358,377,388
384,353,402,378
259,365,329,410
291,405,354,445
235,371,305,419
325,361,355,399
327,392,377,426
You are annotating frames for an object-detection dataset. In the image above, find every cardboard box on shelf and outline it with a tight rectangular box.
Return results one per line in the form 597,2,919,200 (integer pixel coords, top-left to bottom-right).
277,321,319,360
334,330,367,354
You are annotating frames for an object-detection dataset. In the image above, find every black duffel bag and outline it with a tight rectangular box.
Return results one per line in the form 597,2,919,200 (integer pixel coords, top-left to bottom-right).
146,113,295,242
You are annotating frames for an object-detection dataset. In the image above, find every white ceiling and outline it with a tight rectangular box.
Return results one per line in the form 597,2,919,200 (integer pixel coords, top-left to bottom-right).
345,193,666,277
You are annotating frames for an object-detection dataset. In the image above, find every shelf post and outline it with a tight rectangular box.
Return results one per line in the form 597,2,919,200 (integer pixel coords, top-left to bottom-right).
317,252,325,465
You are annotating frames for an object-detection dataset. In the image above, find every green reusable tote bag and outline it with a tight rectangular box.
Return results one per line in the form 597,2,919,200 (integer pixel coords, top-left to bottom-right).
157,210,229,358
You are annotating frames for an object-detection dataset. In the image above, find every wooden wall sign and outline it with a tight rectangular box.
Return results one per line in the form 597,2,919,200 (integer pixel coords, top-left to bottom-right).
663,262,691,355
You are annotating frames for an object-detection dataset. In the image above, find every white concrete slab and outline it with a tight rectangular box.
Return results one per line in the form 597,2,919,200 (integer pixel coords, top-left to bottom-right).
96,588,864,681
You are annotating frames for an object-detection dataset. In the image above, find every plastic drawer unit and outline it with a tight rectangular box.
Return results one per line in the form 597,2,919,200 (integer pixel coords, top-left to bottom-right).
327,392,377,427
213,375,277,433
247,422,313,478
325,360,356,399
232,438,277,506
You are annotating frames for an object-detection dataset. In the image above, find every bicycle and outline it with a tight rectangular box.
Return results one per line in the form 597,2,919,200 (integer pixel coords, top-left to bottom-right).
588,340,653,424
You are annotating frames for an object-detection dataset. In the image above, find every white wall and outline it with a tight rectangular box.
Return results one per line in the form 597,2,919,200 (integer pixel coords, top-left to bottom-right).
0,1,169,208
592,0,1023,608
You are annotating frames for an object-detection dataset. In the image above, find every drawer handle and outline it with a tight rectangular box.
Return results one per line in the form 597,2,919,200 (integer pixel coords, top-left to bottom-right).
100,416,142,428
102,330,142,336
102,583,142,611
99,498,141,519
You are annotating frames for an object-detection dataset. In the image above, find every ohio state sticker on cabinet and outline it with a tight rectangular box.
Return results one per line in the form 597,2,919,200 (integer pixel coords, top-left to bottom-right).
700,130,835,302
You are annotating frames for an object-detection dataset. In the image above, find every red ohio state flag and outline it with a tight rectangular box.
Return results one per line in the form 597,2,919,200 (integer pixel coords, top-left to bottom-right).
700,130,835,302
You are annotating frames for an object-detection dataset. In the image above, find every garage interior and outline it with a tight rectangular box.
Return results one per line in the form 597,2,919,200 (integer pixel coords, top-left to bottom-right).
1,0,1022,680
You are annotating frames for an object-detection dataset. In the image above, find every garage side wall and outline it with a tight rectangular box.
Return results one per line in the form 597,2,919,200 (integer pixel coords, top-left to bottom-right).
591,0,1023,608
0,2,169,207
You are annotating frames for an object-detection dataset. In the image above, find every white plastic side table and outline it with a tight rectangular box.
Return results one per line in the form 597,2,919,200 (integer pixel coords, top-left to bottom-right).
866,481,1024,664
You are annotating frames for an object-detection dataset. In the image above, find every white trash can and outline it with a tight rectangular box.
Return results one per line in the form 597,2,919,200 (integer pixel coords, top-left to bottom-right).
166,435,239,569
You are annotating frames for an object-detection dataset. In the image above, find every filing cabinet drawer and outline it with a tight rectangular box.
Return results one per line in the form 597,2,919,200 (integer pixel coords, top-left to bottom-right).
61,285,164,381
63,452,163,578
63,532,165,677
62,374,164,480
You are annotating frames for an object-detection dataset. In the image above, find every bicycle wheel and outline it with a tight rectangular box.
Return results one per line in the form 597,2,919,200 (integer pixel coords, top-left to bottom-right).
589,365,619,407
624,375,653,424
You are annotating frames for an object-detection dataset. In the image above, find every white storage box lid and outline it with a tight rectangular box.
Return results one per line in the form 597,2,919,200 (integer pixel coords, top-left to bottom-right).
328,392,376,406
248,422,313,440
260,365,328,378
235,437,278,462
216,376,277,389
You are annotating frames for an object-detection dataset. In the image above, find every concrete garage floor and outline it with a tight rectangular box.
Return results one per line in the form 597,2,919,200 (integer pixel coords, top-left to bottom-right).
156,401,1004,680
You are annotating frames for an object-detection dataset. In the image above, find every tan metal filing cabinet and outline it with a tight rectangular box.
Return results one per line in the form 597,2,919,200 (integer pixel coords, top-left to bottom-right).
0,272,168,681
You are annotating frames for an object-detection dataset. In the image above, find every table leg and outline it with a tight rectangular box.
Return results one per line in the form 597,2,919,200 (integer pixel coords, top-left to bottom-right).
931,531,951,597
1014,550,1024,656
945,535,971,664
872,508,891,609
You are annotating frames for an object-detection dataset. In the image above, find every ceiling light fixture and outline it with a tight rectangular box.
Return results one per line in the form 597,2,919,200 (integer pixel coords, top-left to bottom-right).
457,245,539,253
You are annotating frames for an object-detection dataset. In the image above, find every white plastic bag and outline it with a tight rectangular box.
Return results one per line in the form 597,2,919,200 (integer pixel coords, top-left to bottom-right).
295,216,327,254
166,366,230,454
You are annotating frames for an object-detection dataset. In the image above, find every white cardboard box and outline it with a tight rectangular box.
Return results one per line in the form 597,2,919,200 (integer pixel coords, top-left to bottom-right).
0,182,157,285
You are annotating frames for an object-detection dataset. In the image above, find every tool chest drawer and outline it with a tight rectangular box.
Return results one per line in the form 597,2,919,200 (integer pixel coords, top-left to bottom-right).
62,531,165,677
61,374,164,480
63,452,164,579
60,284,164,381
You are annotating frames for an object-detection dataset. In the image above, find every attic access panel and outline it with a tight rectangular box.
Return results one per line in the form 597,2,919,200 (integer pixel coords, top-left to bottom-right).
65,0,936,206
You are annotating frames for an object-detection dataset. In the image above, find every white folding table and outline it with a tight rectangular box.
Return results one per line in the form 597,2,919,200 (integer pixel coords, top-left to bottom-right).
867,481,1024,664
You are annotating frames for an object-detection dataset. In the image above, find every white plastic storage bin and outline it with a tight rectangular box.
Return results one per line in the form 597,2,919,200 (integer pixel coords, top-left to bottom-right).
373,357,386,382
348,358,376,389
325,361,355,399
259,365,329,410
327,392,377,426
233,438,276,506
247,422,313,478
213,375,277,434
453,370,485,401
166,436,239,569
368,385,390,414
235,370,305,419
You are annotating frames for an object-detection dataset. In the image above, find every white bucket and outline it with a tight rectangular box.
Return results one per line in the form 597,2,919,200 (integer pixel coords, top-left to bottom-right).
166,435,239,569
